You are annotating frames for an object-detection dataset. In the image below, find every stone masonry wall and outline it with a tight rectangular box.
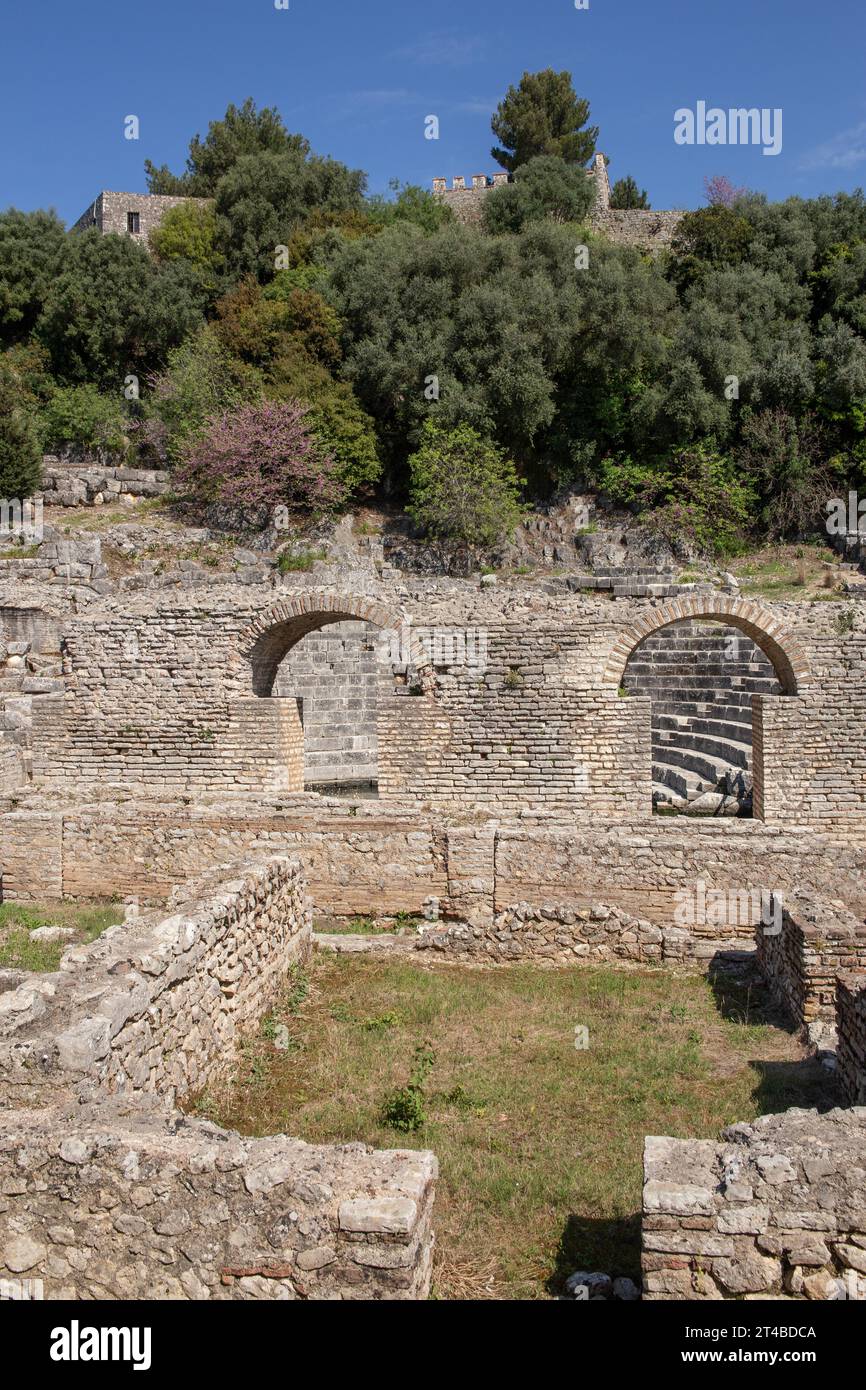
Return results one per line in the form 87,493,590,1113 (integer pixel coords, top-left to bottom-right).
837,974,866,1105
0,856,312,1105
15,585,863,833
642,1108,866,1300
71,191,210,247
0,1105,436,1300
0,854,438,1300
274,620,379,785
756,892,866,1046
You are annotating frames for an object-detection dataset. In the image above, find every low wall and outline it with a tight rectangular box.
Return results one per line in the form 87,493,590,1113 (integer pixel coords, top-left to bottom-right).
756,893,866,1046
415,902,743,966
0,854,438,1300
837,974,866,1104
642,1108,866,1300
0,1105,436,1300
0,857,312,1104
39,457,170,508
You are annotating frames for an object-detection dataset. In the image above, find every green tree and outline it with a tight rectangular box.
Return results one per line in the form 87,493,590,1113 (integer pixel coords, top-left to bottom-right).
266,344,381,497
0,209,66,347
367,181,454,234
482,156,595,233
406,419,525,561
144,97,310,196
39,384,129,456
0,361,42,497
37,231,206,387
670,206,755,288
609,176,650,210
149,201,224,289
143,324,263,465
214,149,367,281
491,69,598,173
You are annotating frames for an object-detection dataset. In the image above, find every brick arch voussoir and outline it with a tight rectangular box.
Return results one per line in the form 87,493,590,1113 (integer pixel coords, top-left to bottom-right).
238,592,433,696
603,598,810,696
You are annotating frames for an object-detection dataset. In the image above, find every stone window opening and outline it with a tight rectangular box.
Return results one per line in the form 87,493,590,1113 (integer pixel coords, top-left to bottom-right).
622,617,788,820
127,211,141,235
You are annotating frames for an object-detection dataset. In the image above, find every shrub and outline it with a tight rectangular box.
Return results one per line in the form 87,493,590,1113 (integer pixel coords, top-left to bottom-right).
143,325,263,465
39,384,129,456
407,419,525,561
595,443,754,557
175,399,345,517
380,1043,435,1132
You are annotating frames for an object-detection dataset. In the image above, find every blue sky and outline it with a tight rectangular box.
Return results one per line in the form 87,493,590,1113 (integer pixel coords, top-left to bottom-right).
2,0,864,225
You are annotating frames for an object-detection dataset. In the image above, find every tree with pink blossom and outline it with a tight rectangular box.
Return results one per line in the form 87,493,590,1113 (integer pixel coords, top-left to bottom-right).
175,399,344,517
703,174,748,208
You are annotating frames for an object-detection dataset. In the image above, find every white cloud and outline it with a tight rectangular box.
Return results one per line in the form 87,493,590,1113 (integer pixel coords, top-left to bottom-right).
799,121,866,172
391,33,488,68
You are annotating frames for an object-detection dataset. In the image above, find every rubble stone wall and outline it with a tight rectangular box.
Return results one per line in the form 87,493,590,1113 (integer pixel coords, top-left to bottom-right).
0,855,438,1300
837,974,866,1104
756,893,866,1046
642,1108,866,1300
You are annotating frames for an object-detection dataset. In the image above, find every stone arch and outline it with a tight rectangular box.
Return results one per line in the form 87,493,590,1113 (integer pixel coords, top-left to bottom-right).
603,597,810,696
238,592,433,697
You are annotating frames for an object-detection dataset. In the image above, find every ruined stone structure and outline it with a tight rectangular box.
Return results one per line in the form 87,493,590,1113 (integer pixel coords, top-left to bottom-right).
435,152,685,249
0,857,436,1299
2,557,866,1300
642,1108,866,1300
71,191,210,246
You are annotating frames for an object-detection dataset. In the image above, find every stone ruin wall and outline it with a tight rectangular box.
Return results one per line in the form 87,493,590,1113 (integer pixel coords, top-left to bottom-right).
5,585,862,838
642,1108,866,1301
756,893,866,1047
639,895,866,1300
5,809,866,948
837,974,866,1105
435,153,685,249
0,856,437,1300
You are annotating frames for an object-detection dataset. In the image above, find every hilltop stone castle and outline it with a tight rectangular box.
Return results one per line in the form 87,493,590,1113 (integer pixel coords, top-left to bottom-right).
71,153,684,254
433,152,684,249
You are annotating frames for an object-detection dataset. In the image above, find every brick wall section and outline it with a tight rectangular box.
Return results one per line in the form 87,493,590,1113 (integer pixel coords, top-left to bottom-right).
0,1104,436,1300
756,893,866,1046
274,621,379,784
0,812,63,900
31,696,304,796
642,1109,866,1300
837,975,866,1104
7,584,866,830
6,806,866,945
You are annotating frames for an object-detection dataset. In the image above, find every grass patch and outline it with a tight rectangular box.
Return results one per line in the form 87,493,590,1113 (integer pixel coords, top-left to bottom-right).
201,954,832,1300
0,900,124,971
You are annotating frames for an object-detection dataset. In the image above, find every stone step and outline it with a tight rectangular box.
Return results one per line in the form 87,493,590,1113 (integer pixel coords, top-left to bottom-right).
653,744,744,789
654,728,751,770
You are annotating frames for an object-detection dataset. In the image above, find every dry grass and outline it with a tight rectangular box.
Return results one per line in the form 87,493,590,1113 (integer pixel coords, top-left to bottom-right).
201,954,837,1300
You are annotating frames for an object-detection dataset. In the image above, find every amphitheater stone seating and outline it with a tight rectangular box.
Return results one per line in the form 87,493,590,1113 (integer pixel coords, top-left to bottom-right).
622,619,781,814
